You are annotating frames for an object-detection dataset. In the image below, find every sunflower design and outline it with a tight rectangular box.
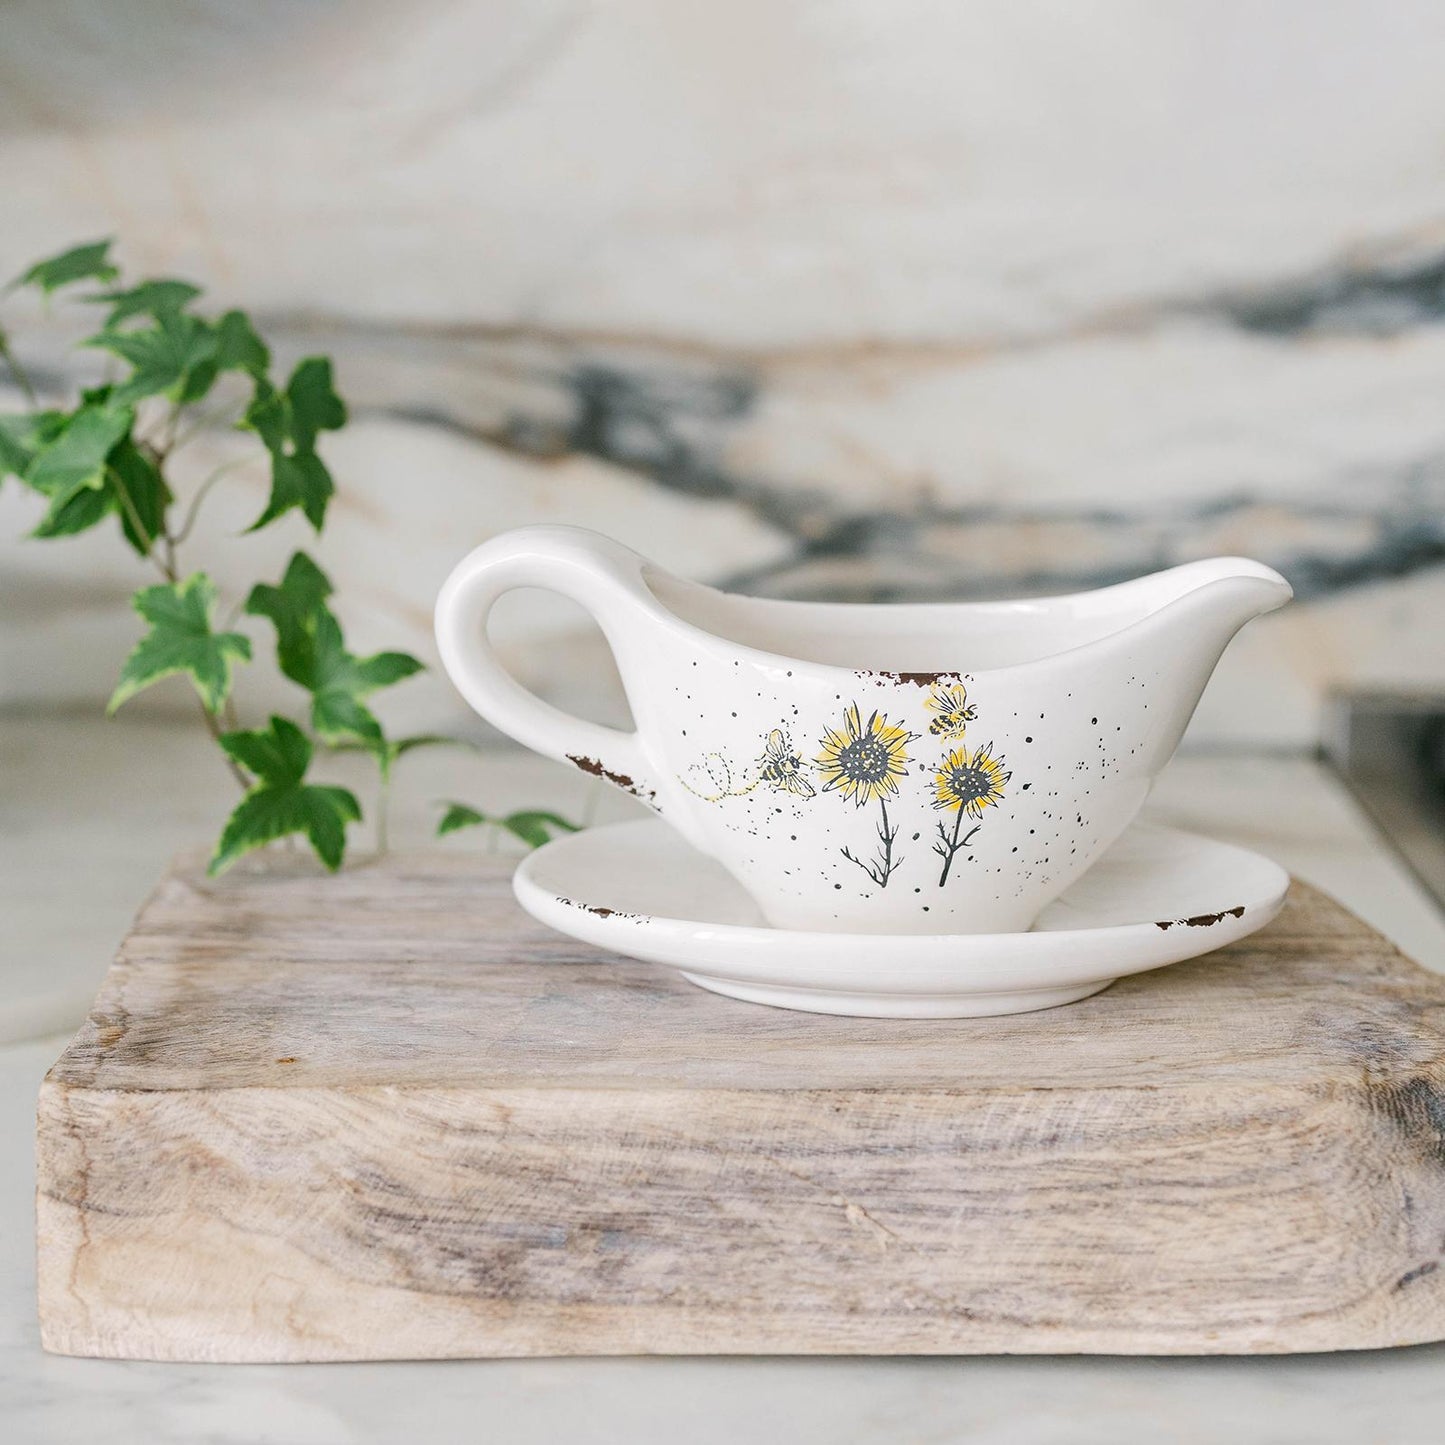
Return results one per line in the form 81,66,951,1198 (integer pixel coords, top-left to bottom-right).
932,742,1010,818
818,704,916,888
924,681,978,740
931,741,1011,886
757,728,815,798
816,704,914,807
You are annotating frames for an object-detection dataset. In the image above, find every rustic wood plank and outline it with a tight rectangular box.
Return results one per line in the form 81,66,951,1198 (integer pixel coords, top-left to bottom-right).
35,850,1445,1359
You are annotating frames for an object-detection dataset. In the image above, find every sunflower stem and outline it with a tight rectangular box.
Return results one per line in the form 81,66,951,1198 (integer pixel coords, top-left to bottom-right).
938,808,964,886
875,797,897,887
842,796,902,889
935,817,980,887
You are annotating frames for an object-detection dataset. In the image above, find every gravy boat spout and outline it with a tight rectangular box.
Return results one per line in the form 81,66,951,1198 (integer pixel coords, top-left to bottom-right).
1084,557,1293,774
437,528,1291,935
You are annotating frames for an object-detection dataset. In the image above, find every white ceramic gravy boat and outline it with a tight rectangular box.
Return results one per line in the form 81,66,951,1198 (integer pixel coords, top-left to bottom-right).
436,526,1290,935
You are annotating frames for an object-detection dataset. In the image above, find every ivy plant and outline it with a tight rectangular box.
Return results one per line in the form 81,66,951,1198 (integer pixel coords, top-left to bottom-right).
0,240,579,873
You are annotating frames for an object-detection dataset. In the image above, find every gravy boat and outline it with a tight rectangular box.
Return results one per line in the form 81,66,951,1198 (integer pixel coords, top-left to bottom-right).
436,526,1290,935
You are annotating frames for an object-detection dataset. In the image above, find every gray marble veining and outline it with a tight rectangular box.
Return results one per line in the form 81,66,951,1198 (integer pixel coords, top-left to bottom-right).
2,0,1444,748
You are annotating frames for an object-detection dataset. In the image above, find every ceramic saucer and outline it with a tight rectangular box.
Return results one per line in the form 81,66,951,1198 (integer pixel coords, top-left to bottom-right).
512,819,1289,1019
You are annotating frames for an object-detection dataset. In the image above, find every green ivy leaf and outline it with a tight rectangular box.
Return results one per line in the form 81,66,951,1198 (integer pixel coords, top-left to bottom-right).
26,402,132,496
210,716,362,875
498,810,582,848
434,803,580,846
16,239,118,296
246,551,422,745
108,572,252,715
25,402,134,535
436,801,487,836
215,712,309,781
176,358,219,405
308,610,423,744
91,279,201,329
212,309,270,375
243,358,345,531
243,375,288,452
107,438,172,555
0,411,66,480
86,310,218,406
0,323,24,402
391,733,468,759
310,685,381,744
32,481,114,540
252,449,334,532
285,358,346,451
244,550,333,680
16,406,170,550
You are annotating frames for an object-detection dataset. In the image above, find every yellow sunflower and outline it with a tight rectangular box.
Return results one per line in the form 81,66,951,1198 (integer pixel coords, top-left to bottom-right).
924,680,977,740
816,703,914,807
931,742,1010,818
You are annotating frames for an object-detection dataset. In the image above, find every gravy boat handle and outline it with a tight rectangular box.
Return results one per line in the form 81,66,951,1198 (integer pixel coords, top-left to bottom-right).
435,527,662,810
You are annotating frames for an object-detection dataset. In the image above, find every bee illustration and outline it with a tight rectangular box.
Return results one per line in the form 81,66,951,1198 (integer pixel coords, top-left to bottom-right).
924,681,978,740
757,727,816,798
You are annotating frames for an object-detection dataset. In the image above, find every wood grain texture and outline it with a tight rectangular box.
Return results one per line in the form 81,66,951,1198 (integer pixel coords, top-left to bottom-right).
35,850,1445,1360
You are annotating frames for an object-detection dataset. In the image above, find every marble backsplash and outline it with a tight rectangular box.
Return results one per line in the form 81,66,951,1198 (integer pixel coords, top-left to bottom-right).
2,0,1444,748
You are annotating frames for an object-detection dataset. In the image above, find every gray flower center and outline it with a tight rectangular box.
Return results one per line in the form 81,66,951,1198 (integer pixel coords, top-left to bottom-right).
947,764,990,802
840,736,889,784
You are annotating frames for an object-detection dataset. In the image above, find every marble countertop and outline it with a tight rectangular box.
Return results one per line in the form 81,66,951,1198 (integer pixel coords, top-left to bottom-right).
5,715,1445,1443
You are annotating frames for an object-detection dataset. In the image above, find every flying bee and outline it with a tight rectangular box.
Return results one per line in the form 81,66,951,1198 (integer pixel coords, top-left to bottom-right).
925,681,977,740
757,727,816,798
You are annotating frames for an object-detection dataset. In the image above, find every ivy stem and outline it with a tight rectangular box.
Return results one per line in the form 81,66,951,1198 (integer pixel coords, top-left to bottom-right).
110,444,246,792
375,772,391,855
197,700,250,790
157,402,182,459
169,401,245,454
171,461,244,546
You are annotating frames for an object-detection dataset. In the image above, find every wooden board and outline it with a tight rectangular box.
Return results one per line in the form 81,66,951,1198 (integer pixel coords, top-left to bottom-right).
35,851,1445,1361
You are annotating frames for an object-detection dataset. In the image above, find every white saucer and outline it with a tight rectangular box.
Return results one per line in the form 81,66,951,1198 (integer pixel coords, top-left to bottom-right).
512,820,1289,1018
